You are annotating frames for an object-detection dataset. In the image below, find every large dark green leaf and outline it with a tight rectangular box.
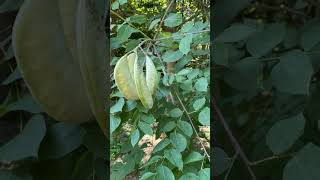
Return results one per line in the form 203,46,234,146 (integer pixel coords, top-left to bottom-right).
301,21,320,51
266,113,305,154
0,115,46,162
39,122,85,159
213,0,251,35
246,23,286,57
270,50,313,95
213,147,230,176
224,57,262,91
215,23,256,43
283,143,320,180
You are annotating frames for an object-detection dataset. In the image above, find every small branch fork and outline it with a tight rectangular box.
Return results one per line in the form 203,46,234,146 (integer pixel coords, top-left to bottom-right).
212,98,293,179
212,98,257,180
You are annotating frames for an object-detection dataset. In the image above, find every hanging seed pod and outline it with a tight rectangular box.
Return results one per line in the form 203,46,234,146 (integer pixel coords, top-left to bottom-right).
133,51,154,110
145,55,158,95
114,53,139,100
113,49,159,110
127,52,137,79
76,0,107,135
12,0,93,123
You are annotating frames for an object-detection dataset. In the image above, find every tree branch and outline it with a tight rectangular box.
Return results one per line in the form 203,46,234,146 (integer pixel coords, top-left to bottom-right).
212,98,257,180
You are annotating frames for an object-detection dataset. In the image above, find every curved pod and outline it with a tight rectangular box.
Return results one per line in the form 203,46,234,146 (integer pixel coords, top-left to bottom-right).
133,52,154,109
145,55,158,95
76,0,108,135
13,0,93,123
114,53,139,100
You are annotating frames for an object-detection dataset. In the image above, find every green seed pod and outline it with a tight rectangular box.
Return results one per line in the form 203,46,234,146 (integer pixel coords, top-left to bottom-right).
145,55,158,95
113,50,159,110
127,52,136,78
133,51,154,109
76,0,108,135
114,53,139,100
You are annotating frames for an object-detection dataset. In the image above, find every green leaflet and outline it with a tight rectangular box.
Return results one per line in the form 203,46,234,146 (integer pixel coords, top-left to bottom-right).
76,0,108,136
12,0,93,123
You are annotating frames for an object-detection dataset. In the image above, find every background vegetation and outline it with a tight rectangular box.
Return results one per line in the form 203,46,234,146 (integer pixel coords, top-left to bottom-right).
214,0,320,179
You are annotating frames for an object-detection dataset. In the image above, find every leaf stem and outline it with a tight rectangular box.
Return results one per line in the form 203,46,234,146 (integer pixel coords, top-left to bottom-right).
249,154,293,166
110,10,152,39
154,29,209,41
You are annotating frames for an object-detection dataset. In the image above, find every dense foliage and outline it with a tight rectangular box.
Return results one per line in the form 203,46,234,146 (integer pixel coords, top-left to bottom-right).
110,0,210,179
214,0,320,179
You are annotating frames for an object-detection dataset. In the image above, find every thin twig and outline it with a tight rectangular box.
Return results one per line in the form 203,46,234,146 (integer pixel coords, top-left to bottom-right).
212,98,257,180
152,0,176,41
110,10,152,39
224,153,238,180
146,0,176,51
249,154,293,166
174,89,210,162
154,29,209,41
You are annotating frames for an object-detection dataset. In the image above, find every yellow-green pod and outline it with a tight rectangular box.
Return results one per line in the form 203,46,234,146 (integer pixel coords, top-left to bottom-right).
127,52,136,78
114,54,139,100
145,55,158,95
134,52,153,109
